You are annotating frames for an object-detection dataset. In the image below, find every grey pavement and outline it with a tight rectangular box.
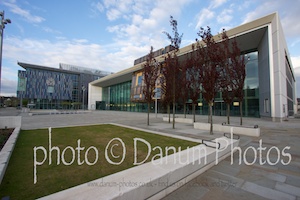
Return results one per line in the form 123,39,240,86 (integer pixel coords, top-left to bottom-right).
0,107,21,116
2,108,300,199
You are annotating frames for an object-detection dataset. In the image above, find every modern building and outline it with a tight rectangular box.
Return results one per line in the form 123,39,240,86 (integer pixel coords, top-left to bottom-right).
17,62,111,109
297,98,300,113
88,12,297,122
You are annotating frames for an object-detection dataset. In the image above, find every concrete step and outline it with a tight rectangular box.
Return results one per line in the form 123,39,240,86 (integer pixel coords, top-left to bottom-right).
206,170,245,188
163,183,209,200
194,174,268,200
210,162,240,176
275,182,300,197
162,177,210,200
251,168,286,182
241,181,296,200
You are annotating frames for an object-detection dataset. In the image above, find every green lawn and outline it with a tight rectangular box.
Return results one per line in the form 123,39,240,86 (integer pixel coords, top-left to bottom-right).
0,124,199,199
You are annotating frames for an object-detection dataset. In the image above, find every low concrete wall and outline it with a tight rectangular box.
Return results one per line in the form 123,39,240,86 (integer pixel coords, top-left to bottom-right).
0,116,22,129
163,117,194,124
39,136,239,200
29,110,91,116
194,122,260,137
0,127,21,184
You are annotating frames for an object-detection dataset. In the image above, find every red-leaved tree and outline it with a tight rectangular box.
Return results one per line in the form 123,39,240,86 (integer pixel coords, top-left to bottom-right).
186,44,201,122
179,56,190,119
219,29,236,124
160,61,173,123
196,26,223,134
230,39,246,125
142,46,160,126
163,16,183,129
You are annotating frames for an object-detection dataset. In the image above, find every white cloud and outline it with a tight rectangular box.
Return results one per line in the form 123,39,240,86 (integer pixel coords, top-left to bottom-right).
209,0,227,9
1,78,17,97
291,56,300,70
106,0,192,49
217,9,233,24
106,8,122,21
95,2,104,12
0,33,152,96
242,0,300,37
237,1,251,11
242,1,277,24
1,65,18,96
291,39,300,48
3,36,148,74
195,8,215,29
3,0,45,23
103,0,118,8
42,27,61,34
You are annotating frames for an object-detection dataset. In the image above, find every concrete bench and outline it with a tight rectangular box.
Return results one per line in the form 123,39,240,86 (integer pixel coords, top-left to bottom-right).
162,117,194,124
194,122,260,137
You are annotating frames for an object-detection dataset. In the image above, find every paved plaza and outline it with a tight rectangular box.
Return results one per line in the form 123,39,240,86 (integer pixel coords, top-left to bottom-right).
1,107,300,199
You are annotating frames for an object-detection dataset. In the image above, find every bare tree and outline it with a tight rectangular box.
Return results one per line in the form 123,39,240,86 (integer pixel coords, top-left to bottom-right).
163,16,183,129
142,46,159,126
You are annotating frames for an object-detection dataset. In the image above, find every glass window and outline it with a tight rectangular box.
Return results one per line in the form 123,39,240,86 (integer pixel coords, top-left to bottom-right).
137,75,143,85
264,98,269,113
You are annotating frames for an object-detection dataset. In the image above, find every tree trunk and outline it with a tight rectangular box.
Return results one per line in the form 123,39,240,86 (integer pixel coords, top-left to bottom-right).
192,103,196,122
208,106,210,123
183,103,186,118
227,103,230,124
168,104,170,123
173,101,175,129
172,71,176,129
240,101,243,125
147,102,150,126
209,103,213,135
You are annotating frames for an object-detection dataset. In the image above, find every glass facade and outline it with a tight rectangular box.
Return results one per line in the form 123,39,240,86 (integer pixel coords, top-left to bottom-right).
285,53,295,115
100,51,259,117
102,81,132,111
102,81,158,113
197,51,259,117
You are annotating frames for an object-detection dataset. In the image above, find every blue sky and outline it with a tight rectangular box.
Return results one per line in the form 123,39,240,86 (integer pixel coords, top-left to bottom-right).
1,0,300,97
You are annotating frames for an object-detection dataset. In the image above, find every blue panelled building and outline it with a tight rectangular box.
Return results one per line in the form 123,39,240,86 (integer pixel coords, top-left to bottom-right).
17,62,111,109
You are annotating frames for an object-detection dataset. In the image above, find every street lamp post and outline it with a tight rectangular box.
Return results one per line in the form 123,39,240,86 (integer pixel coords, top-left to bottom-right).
82,85,86,110
0,11,11,95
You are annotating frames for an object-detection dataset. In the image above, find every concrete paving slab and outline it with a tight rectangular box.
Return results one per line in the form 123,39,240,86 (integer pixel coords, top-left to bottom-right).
163,185,209,200
276,163,300,173
211,163,240,176
238,172,277,189
278,172,300,188
275,182,300,197
205,170,245,188
196,175,232,191
252,163,279,171
241,181,296,200
225,186,269,200
251,168,286,182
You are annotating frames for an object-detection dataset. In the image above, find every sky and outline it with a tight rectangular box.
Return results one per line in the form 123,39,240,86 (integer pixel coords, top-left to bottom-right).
1,0,300,97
